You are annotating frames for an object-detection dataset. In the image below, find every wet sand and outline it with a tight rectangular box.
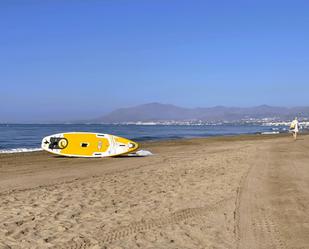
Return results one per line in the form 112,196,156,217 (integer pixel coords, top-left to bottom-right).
0,134,309,249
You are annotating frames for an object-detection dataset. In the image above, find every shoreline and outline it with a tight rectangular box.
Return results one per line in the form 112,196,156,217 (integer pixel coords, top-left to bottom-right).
0,131,295,155
1,133,309,248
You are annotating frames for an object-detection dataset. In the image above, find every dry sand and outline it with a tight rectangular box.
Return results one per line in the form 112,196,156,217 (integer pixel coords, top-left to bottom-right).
0,134,309,249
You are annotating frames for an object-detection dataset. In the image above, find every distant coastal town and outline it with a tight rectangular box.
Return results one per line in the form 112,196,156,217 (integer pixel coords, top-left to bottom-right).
111,117,309,129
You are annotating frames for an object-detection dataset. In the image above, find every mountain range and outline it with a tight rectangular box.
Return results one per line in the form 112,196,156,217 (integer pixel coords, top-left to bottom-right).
92,103,309,123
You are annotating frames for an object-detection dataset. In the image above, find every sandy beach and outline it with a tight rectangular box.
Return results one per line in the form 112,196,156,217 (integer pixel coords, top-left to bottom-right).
0,134,309,249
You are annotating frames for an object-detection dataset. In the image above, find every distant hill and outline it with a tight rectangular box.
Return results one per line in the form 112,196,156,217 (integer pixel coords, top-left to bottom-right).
93,103,309,123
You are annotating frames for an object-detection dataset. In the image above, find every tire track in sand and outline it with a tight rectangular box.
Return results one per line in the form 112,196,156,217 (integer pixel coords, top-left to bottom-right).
236,145,287,249
252,212,286,249
52,198,231,249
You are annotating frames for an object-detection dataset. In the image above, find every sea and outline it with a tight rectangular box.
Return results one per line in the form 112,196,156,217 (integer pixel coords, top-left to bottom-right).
0,124,287,153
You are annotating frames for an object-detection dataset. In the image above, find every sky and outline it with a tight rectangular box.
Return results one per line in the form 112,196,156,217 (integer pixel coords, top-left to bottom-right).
1,0,309,122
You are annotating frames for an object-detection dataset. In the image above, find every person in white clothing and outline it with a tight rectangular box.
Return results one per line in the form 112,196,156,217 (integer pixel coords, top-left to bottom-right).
290,117,299,140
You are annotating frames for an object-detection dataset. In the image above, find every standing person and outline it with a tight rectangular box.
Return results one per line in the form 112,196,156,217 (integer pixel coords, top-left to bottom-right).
290,117,300,140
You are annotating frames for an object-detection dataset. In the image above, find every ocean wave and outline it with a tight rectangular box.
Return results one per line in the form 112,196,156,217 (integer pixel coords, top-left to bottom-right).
0,148,43,154
261,131,280,135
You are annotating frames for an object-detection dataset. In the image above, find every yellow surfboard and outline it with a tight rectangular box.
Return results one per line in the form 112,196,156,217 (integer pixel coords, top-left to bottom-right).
41,132,139,158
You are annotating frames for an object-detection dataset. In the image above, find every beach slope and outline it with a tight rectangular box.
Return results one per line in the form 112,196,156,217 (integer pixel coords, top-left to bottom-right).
0,135,308,248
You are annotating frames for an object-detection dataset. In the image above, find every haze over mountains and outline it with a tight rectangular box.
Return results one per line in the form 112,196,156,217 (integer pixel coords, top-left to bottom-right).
94,103,309,123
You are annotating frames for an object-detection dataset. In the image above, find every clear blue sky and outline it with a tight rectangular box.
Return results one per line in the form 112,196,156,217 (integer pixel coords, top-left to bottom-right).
1,0,309,122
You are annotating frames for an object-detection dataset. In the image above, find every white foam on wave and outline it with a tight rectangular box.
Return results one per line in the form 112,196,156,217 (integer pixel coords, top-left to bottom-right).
0,148,43,154
261,131,280,135
127,150,154,157
136,150,153,156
